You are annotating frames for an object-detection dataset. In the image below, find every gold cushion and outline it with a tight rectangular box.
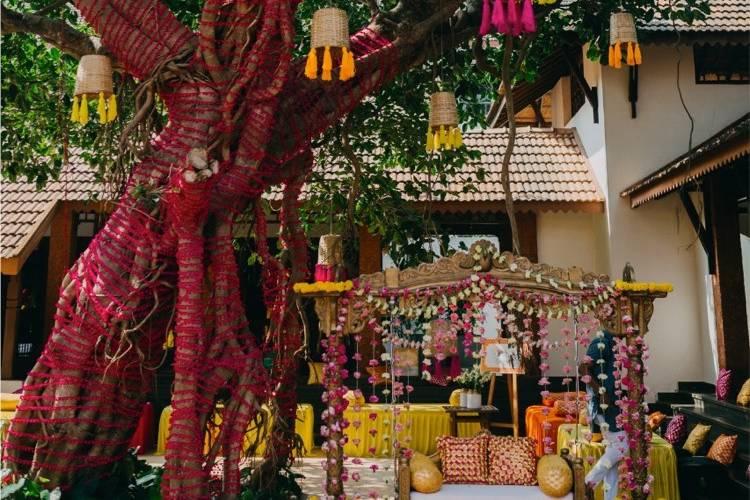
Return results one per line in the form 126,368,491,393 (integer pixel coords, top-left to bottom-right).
537,454,573,497
449,389,462,407
344,390,365,406
0,394,20,411
683,423,711,455
307,362,325,385
410,452,443,493
737,378,750,407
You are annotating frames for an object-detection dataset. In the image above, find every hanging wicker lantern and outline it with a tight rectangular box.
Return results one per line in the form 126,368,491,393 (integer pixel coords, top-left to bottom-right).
71,55,117,125
608,12,641,69
305,8,355,82
426,91,463,152
315,233,344,282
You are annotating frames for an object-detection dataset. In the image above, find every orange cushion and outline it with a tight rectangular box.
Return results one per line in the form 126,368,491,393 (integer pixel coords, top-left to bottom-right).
525,405,567,457
436,433,489,484
542,391,586,407
647,411,667,431
707,434,738,466
487,436,537,485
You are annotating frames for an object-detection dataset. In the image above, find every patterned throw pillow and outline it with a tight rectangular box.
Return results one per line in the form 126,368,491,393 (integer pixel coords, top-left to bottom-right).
542,391,586,407
716,369,732,401
707,434,738,466
683,423,712,455
436,433,489,484
738,378,750,407
553,399,582,418
664,414,687,445
487,436,537,485
647,411,667,432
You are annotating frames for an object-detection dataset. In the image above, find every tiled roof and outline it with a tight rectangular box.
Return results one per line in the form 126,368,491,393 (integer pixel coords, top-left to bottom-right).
277,128,603,206
1,154,112,260
1,128,602,261
643,0,749,32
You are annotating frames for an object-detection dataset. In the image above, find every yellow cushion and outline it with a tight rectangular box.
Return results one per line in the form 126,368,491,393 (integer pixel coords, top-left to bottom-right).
683,423,711,455
307,362,324,385
1,394,20,411
537,454,572,497
449,389,462,407
410,452,442,493
737,378,750,407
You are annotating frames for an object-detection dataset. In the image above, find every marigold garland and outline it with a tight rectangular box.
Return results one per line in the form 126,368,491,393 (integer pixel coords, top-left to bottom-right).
614,281,673,293
293,280,354,294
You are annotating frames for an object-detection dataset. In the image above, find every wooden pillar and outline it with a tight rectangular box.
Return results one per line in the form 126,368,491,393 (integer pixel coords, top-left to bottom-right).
2,275,21,379
704,169,749,391
517,212,538,262
358,226,382,274
44,204,75,339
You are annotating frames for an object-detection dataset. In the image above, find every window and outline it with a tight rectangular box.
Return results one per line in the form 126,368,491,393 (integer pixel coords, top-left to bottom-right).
694,44,749,84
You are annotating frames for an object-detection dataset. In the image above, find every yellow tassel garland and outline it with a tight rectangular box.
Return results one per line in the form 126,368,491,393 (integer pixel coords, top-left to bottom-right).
322,45,332,81
79,96,89,124
613,42,622,69
626,42,635,66
107,94,117,122
97,92,106,123
305,47,318,79
426,129,434,152
71,95,80,122
634,43,642,65
452,127,463,148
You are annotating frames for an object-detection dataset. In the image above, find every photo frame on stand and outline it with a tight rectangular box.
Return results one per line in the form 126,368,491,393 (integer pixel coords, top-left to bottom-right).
480,338,525,375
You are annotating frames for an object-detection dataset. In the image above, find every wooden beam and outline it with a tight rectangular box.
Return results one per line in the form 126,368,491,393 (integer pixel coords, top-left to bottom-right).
43,203,75,339
704,168,749,393
2,275,21,379
679,189,715,274
517,212,538,263
358,226,382,275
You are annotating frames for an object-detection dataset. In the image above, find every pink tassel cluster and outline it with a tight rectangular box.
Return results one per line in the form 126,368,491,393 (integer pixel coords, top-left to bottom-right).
479,0,536,36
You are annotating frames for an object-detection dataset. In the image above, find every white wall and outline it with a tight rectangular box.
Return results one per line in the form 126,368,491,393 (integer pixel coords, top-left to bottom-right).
590,43,750,394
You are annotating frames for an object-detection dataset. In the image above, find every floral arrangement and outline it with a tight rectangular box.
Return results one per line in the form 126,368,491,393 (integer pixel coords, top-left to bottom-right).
614,280,673,293
293,280,353,294
455,365,491,393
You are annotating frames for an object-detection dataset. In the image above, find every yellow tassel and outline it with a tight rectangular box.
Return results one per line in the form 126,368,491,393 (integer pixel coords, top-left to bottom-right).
79,96,89,124
107,94,117,122
163,329,174,349
97,92,106,123
305,47,318,79
634,43,642,65
608,45,615,67
626,42,635,66
340,47,355,81
71,95,79,122
453,127,463,148
322,45,332,81
614,42,622,69
426,129,434,152
433,130,440,150
445,130,453,150
439,125,448,147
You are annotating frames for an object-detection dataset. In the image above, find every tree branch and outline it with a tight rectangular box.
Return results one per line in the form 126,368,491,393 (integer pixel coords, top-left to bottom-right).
1,3,98,59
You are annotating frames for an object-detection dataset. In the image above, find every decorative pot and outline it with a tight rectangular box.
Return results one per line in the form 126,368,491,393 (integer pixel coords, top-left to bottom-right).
466,391,482,409
459,390,468,408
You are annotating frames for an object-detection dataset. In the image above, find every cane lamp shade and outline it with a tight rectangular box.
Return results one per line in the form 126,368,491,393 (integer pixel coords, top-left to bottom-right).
426,91,463,152
305,8,355,81
71,55,117,124
608,12,642,69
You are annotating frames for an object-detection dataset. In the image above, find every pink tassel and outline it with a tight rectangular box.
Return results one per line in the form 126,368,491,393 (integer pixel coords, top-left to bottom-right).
520,0,536,34
449,355,461,378
434,359,443,379
479,0,493,35
492,0,507,34
507,0,521,37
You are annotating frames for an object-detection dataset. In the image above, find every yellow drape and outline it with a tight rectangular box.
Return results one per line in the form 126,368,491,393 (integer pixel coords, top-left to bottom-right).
157,403,314,456
556,424,680,500
343,403,480,457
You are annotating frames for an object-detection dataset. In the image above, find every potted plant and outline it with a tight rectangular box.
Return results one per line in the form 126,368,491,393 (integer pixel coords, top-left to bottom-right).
456,366,490,409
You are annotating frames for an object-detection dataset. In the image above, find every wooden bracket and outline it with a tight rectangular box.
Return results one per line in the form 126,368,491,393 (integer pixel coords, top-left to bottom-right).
679,188,715,274
562,49,599,123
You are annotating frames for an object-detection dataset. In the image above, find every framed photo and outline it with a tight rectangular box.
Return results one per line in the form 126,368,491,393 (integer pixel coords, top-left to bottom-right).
393,347,419,377
480,338,524,374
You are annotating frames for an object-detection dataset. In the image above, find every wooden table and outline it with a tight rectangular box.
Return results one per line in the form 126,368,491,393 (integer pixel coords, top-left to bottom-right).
443,405,499,436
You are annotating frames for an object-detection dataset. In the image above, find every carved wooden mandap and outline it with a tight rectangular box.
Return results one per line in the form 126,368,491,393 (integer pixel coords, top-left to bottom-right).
304,240,669,499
